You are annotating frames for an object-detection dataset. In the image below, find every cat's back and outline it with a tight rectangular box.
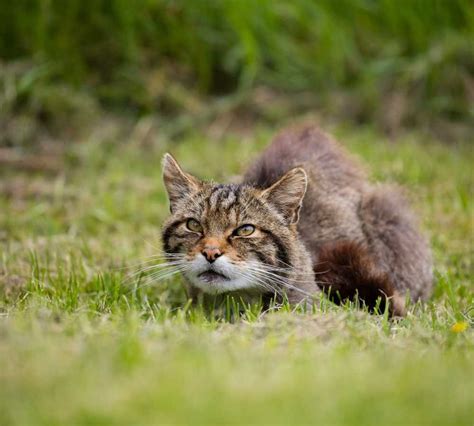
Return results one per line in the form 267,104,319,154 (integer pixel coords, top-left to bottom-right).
244,124,368,245
244,125,366,192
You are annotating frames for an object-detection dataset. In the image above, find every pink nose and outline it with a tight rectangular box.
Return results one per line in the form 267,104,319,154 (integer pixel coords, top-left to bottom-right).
202,247,222,263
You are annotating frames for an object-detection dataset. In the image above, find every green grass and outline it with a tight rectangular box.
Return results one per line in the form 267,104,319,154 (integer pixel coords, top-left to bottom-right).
1,124,473,425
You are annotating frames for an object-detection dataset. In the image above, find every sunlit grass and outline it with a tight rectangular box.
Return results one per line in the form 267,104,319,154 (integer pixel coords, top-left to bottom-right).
0,125,473,425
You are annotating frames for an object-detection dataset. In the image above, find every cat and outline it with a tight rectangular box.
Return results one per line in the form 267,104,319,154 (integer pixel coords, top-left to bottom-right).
161,126,433,315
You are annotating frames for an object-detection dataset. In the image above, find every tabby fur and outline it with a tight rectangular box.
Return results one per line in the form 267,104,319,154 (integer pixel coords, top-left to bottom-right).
161,126,433,315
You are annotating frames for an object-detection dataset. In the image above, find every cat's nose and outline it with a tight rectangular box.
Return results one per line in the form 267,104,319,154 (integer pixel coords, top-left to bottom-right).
201,246,222,263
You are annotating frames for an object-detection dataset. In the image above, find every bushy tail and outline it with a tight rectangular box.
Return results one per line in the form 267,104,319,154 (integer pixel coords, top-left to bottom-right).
314,241,406,316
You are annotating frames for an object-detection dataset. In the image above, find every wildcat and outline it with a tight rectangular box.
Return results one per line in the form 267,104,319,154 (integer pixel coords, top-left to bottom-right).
161,126,433,315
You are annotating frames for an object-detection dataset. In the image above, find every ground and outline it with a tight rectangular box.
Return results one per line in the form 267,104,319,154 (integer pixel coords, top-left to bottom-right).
0,123,473,425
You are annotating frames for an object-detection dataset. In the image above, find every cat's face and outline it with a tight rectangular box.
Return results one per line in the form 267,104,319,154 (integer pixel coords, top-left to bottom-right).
161,154,307,295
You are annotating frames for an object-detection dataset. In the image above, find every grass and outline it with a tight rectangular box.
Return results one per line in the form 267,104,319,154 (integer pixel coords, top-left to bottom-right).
1,123,473,425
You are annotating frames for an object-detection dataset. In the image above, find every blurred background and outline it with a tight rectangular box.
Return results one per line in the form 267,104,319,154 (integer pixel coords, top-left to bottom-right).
1,0,473,156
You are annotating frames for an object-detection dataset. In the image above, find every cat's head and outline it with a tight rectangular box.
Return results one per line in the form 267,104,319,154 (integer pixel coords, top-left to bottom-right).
161,153,307,295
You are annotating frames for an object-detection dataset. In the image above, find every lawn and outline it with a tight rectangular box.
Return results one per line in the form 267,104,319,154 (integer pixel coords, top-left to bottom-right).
0,123,473,425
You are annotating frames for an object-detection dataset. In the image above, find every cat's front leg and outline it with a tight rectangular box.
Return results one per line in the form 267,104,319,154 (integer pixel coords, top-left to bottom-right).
285,289,321,312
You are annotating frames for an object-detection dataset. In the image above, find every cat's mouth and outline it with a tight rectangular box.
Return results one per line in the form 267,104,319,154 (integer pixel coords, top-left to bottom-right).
198,270,230,283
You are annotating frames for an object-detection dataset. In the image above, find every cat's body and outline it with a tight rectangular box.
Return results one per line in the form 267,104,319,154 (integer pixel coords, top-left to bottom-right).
161,126,433,315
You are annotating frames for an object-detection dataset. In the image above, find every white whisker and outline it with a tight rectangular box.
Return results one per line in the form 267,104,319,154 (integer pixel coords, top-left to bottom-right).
244,266,313,297
122,260,188,286
125,264,191,292
246,264,315,286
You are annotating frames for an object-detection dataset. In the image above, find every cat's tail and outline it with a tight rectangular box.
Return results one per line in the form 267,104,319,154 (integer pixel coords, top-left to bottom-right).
314,241,406,316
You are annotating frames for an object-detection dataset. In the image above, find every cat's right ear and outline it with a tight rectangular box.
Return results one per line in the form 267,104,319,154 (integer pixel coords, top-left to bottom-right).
162,153,201,213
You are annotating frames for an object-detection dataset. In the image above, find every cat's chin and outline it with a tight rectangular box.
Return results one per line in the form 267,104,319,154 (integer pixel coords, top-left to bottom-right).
198,270,230,284
186,271,255,295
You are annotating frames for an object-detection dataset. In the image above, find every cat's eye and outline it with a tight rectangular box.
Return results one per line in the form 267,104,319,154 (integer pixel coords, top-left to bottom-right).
186,219,203,233
234,224,255,237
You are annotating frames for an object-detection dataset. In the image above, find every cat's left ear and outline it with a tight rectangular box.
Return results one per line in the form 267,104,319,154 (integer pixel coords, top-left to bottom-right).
162,153,201,212
261,167,307,225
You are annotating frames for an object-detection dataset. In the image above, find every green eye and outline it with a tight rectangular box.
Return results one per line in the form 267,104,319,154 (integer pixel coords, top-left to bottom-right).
234,224,255,237
186,219,203,233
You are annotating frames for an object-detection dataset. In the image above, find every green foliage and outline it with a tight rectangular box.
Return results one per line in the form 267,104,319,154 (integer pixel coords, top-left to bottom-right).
1,0,472,125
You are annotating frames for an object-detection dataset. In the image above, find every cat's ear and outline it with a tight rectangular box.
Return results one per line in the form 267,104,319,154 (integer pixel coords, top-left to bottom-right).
162,153,201,212
261,167,307,225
